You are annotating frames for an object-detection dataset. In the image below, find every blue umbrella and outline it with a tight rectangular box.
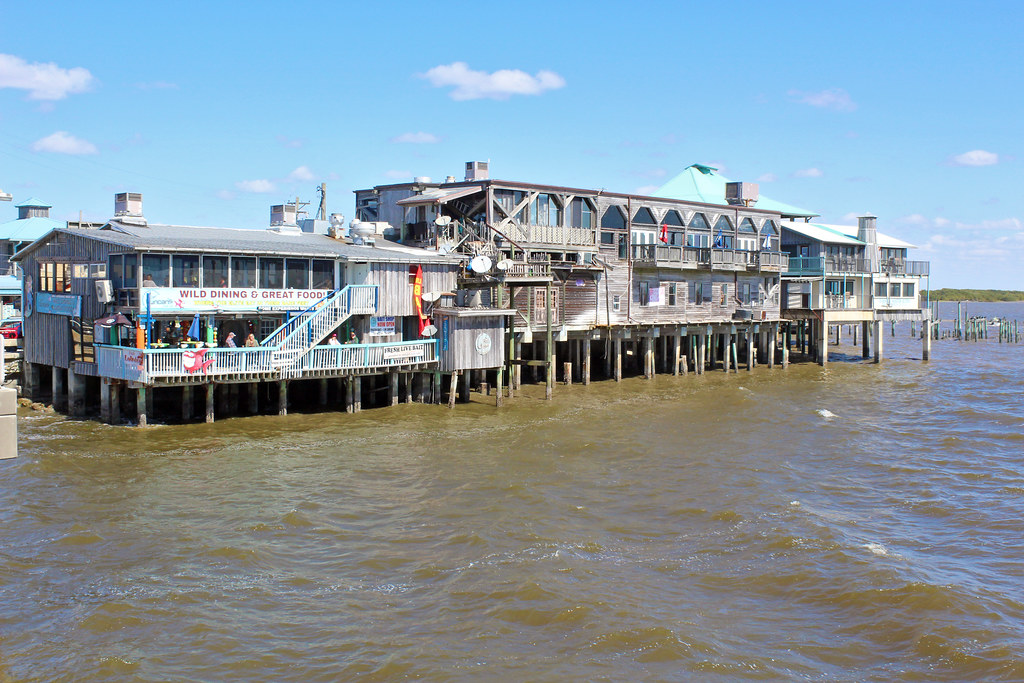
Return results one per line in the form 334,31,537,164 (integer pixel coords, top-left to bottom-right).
714,228,724,248
187,313,201,340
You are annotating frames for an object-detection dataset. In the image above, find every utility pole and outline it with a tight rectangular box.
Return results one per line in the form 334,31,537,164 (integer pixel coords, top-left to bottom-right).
316,183,327,221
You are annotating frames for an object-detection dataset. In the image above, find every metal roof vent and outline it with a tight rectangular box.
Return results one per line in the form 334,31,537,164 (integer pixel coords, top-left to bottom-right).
465,161,489,181
114,192,147,226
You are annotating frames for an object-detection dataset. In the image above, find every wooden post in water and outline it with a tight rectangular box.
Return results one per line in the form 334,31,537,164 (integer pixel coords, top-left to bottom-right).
136,386,147,427
673,334,681,376
583,336,591,385
389,371,399,406
545,283,553,401
746,327,754,371
614,338,622,382
205,382,215,423
447,372,458,409
345,377,354,413
278,380,288,415
873,320,884,363
862,321,870,359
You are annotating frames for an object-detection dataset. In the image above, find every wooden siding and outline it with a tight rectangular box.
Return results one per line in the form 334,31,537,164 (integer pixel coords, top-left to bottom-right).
436,310,507,372
367,262,456,317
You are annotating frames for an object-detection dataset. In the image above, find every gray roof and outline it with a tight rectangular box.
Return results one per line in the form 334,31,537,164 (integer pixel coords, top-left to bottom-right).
17,220,458,264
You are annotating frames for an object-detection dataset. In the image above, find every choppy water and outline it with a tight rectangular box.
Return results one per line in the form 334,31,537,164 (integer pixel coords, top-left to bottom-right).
2,302,1024,681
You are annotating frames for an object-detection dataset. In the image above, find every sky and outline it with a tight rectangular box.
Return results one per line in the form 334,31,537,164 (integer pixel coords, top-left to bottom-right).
1,1,1021,289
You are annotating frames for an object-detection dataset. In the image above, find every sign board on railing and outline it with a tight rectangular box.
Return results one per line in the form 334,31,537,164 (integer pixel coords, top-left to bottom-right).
382,345,426,361
369,316,396,336
144,288,332,313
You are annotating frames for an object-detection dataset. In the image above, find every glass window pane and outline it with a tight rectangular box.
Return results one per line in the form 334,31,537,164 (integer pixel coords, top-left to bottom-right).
903,282,915,297
312,260,334,289
601,207,626,230
142,254,169,287
109,255,124,289
633,207,656,225
232,257,257,288
259,257,284,289
124,254,138,288
172,254,199,287
890,283,901,296
689,213,709,230
286,258,309,289
203,255,229,288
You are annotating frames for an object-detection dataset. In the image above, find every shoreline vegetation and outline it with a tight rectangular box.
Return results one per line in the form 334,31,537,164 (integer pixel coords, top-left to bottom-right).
926,289,1024,302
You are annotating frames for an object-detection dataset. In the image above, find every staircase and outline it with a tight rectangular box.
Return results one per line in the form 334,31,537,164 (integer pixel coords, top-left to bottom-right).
262,285,378,374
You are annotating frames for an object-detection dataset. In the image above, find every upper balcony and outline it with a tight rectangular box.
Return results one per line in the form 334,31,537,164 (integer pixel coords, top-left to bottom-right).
632,245,788,273
879,259,930,277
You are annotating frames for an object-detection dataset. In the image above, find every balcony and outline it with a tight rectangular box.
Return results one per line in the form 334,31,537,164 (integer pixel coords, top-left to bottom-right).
631,244,707,268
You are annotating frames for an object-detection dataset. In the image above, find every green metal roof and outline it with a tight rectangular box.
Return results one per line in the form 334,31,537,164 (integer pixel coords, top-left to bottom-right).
15,197,51,208
0,216,63,242
653,164,819,218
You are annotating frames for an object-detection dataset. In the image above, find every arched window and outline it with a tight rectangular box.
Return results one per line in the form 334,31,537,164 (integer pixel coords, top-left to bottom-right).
760,220,778,250
601,206,627,230
569,198,595,229
713,216,734,248
739,217,757,233
662,209,684,226
689,213,709,230
632,207,657,225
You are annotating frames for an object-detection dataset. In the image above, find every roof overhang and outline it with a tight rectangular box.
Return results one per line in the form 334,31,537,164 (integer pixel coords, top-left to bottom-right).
396,185,483,207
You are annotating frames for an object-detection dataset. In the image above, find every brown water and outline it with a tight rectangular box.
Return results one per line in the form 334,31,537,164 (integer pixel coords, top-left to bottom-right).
3,302,1024,681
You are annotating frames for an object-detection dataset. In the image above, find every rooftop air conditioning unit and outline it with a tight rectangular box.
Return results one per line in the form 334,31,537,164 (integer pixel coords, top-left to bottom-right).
725,182,759,206
465,161,489,182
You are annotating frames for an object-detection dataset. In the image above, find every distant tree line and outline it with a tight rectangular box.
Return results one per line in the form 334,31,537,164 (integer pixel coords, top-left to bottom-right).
925,289,1024,302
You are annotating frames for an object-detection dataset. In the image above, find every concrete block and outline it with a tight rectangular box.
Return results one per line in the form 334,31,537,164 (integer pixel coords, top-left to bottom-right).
0,414,16,459
0,387,16,415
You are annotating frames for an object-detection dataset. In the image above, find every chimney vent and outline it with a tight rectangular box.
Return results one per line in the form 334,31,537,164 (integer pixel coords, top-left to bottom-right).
465,161,489,182
725,182,758,206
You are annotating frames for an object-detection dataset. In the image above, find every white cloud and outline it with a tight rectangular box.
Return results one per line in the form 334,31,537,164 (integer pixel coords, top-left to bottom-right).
793,167,823,178
949,149,999,167
235,179,275,194
31,131,97,155
634,185,661,196
384,169,412,179
216,189,236,200
899,214,1019,232
0,53,95,100
788,88,856,112
757,173,777,183
390,131,441,144
288,165,315,182
421,62,566,101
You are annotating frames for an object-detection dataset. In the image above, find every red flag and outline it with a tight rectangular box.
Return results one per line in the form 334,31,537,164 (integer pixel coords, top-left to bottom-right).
413,265,430,335
660,223,668,243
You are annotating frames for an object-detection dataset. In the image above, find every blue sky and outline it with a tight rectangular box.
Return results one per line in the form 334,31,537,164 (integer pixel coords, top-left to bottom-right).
1,1,1021,288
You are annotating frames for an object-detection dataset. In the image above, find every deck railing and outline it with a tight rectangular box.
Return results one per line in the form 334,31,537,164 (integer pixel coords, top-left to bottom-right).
502,261,552,279
880,259,930,276
95,338,437,383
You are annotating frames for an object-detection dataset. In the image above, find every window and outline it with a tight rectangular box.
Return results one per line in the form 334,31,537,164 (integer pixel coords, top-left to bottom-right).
496,189,528,223
569,198,594,229
73,264,89,279
662,210,684,227
903,282,915,297
739,217,757,233
203,256,229,288
742,283,751,303
697,282,706,305
286,258,310,289
530,193,562,227
232,257,257,288
142,254,170,287
71,318,94,363
39,263,53,292
720,283,729,305
689,213,710,230
259,257,284,289
612,295,620,312
601,206,627,230
312,260,334,289
640,280,650,306
686,232,710,248
669,231,684,246
123,254,138,288
632,207,657,225
667,282,677,306
172,254,200,287
713,216,734,248
890,283,901,296
618,233,628,260
600,231,616,246
110,255,124,289
875,282,888,297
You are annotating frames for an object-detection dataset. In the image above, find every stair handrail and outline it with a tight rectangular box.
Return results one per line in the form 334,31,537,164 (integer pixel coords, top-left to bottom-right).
261,288,342,346
271,285,379,363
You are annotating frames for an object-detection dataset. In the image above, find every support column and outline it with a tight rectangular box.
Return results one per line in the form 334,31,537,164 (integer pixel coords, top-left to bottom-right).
205,383,215,423
583,336,591,385
433,371,442,404
545,283,553,401
874,320,884,363
248,382,259,414
100,380,112,424
182,385,193,421
862,321,870,359
722,333,731,373
673,334,681,376
818,319,828,366
496,365,504,407
109,381,121,425
746,328,754,371
345,378,354,413
389,371,399,406
459,369,470,403
218,382,231,417
768,323,777,369
278,380,288,415
136,386,148,427
697,333,706,375
448,372,458,408
52,366,66,412
514,341,522,389
68,369,86,417
643,337,653,379
319,378,329,406
614,339,622,382
353,376,362,412
923,316,932,361
22,362,39,400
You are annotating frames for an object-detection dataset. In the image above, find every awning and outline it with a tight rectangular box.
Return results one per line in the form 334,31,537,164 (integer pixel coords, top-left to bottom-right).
779,221,865,246
396,185,482,207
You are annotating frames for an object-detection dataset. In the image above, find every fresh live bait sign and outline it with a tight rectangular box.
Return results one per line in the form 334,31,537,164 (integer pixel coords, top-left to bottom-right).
145,288,331,312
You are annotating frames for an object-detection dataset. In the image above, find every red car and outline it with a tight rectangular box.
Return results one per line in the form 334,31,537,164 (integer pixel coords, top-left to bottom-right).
0,320,22,340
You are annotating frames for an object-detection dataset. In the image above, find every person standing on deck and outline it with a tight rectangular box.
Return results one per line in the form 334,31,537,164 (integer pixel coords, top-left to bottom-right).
225,332,237,348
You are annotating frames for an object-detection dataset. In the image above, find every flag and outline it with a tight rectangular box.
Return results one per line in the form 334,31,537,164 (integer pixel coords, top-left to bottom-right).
660,223,668,244
413,265,431,335
187,313,200,341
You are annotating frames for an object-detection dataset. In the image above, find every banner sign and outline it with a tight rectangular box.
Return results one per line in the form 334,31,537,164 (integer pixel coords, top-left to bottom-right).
36,292,82,317
382,345,426,361
145,288,331,313
369,316,396,336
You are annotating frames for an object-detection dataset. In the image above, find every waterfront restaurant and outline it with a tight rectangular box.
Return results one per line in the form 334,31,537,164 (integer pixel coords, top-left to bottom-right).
12,193,511,425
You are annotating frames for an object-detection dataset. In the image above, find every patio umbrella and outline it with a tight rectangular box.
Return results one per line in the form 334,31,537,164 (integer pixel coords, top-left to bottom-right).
187,313,201,340
95,313,133,328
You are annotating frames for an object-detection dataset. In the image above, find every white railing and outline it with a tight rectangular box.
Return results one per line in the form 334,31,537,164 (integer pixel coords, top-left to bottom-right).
95,339,436,383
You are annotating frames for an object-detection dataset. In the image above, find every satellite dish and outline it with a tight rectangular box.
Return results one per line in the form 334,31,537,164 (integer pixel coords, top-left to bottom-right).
435,215,451,226
421,324,438,337
421,291,442,303
496,259,512,271
469,255,492,273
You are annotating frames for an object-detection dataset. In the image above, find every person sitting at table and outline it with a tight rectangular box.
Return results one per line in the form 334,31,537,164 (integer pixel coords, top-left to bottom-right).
327,333,340,345
225,331,237,348
244,333,257,347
